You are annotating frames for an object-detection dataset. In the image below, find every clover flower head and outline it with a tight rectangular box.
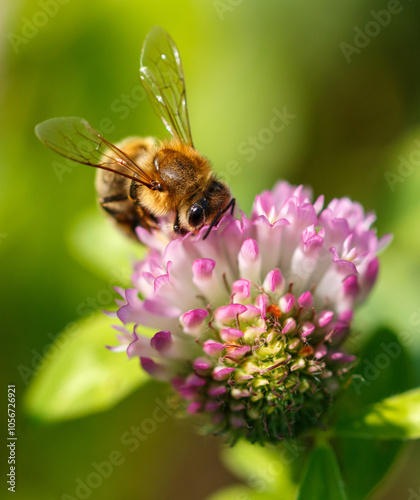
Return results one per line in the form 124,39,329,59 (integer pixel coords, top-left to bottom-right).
111,181,391,443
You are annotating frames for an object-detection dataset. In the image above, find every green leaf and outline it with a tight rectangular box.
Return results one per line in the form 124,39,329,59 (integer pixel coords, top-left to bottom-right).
336,327,416,416
24,312,150,421
296,444,347,500
332,327,415,500
67,209,145,285
335,388,420,440
333,438,401,500
207,485,279,500
220,440,299,497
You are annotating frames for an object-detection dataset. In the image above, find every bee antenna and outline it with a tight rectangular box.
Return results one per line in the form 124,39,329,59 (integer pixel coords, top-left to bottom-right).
203,198,236,240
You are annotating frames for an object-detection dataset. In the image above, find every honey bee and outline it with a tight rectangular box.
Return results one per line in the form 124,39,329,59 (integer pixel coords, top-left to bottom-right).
35,26,234,239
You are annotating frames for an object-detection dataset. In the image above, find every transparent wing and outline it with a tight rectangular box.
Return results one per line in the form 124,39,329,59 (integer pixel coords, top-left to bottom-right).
140,26,193,146
35,117,157,188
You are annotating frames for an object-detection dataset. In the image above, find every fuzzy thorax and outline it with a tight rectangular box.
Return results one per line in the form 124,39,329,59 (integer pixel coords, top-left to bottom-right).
133,139,214,218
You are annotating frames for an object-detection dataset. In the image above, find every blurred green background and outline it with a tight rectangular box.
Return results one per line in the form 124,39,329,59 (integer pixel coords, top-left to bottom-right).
1,0,420,498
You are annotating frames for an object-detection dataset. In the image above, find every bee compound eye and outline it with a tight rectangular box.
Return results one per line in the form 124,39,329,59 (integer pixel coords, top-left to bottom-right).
188,204,205,228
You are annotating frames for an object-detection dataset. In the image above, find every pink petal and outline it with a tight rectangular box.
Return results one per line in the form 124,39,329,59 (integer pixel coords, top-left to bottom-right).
181,308,208,335
213,366,235,381
192,258,216,278
187,401,202,414
282,318,296,334
208,385,227,397
150,331,172,353
127,333,154,359
225,345,250,361
203,340,226,356
232,279,251,300
193,357,212,374
214,303,247,324
343,275,359,298
301,322,315,337
263,269,284,294
220,327,244,342
140,357,168,380
298,291,313,310
238,238,261,282
279,293,296,314
317,310,334,327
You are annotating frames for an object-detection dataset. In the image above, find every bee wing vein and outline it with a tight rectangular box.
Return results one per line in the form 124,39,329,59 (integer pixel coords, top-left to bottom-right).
35,116,155,188
140,26,194,147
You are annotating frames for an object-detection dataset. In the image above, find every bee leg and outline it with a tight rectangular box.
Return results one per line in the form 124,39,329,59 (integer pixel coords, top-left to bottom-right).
100,202,140,238
203,198,236,240
100,193,130,204
100,194,158,239
134,206,159,233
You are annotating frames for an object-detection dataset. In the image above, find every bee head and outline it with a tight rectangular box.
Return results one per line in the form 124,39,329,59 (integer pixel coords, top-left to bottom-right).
184,178,232,232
